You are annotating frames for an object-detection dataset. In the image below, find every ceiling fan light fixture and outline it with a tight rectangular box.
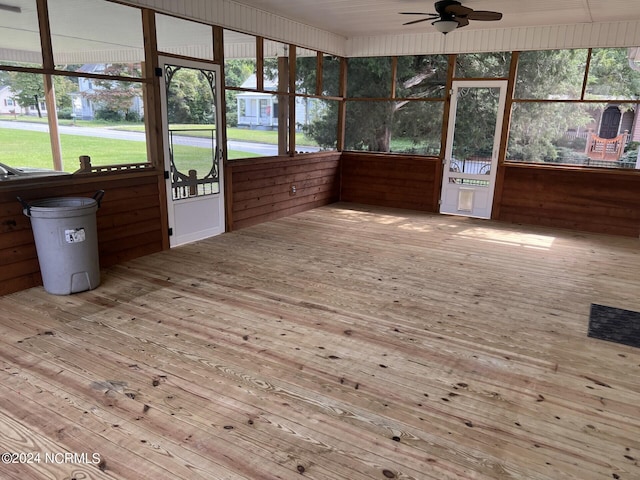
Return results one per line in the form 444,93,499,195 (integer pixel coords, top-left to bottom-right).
433,19,458,34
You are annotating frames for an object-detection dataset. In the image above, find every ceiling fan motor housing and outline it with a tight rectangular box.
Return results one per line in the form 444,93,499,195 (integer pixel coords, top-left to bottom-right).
435,0,462,15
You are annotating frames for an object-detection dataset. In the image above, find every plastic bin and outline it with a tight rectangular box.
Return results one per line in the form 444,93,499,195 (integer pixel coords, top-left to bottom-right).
19,191,104,295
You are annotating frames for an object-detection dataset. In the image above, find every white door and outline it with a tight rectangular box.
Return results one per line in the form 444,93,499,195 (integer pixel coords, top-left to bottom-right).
440,80,507,219
159,57,225,247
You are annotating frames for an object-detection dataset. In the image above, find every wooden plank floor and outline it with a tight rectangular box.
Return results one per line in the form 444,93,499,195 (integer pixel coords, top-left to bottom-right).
1,202,639,480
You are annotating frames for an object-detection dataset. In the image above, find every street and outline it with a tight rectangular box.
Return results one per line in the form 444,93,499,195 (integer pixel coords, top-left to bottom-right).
0,120,318,156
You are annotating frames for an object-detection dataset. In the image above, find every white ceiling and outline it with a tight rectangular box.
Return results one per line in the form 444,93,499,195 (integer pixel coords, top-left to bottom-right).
228,0,640,38
2,0,640,62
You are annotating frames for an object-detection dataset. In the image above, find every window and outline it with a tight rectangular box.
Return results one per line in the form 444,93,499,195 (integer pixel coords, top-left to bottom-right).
508,48,639,170
296,98,339,153
296,47,317,95
224,32,282,158
156,14,213,60
455,52,511,78
347,57,393,98
224,31,256,88
586,48,640,100
0,72,54,169
342,54,446,155
515,49,587,100
0,0,150,175
0,0,42,68
264,40,289,92
292,48,340,153
396,55,448,98
321,55,341,97
345,100,442,154
49,0,144,77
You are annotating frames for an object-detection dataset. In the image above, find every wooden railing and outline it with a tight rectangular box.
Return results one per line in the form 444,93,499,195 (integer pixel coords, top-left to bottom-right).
585,130,629,161
74,155,153,174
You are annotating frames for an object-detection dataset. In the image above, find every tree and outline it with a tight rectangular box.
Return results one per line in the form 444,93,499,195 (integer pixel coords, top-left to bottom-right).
509,49,595,162
587,48,640,98
7,72,77,117
9,72,45,117
0,70,10,87
299,54,482,153
297,55,447,152
163,66,217,125
52,76,76,110
82,64,142,122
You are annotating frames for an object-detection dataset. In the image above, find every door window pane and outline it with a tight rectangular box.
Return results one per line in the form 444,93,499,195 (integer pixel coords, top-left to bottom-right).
450,86,500,166
165,65,220,199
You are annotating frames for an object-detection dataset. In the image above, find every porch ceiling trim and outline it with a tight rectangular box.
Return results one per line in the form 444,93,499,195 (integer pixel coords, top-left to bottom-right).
347,20,640,57
119,1,640,57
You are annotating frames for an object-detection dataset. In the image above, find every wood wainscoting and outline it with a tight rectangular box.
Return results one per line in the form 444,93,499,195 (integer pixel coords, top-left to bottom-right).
0,171,166,296
340,152,442,212
497,164,640,237
227,152,341,230
0,203,639,479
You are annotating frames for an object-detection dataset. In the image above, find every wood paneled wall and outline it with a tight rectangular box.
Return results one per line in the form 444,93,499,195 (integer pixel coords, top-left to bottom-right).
2,154,638,297
339,153,640,238
0,171,166,296
340,152,441,212
227,152,341,230
497,164,640,237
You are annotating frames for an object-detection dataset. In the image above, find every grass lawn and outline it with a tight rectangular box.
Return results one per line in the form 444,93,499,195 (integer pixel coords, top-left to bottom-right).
0,128,259,172
112,123,318,146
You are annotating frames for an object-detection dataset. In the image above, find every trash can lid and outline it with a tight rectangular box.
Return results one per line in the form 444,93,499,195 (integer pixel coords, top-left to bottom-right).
24,197,98,218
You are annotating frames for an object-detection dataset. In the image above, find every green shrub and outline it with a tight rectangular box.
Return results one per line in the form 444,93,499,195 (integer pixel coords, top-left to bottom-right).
95,108,124,122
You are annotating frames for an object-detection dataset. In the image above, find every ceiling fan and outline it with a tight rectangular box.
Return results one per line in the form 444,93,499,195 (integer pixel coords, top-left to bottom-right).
400,0,502,34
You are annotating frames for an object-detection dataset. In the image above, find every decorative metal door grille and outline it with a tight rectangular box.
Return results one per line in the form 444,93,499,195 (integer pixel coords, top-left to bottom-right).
164,65,219,201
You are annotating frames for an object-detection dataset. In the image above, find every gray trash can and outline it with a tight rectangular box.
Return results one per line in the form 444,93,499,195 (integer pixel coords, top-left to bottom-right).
19,191,104,295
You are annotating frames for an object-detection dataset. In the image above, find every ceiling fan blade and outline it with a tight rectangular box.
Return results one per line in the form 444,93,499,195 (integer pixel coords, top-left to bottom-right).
399,12,436,16
403,17,437,26
455,17,470,28
467,10,503,21
444,4,473,16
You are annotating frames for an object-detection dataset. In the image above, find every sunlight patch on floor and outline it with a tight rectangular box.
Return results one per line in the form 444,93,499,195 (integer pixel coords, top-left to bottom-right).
456,227,556,250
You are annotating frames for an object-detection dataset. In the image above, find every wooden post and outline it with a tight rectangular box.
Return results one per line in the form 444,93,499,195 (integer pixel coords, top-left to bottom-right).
44,74,63,171
189,170,197,196
79,155,92,172
491,51,518,220
336,57,347,152
256,37,264,92
278,56,289,155
288,44,296,156
585,129,594,155
142,9,170,250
